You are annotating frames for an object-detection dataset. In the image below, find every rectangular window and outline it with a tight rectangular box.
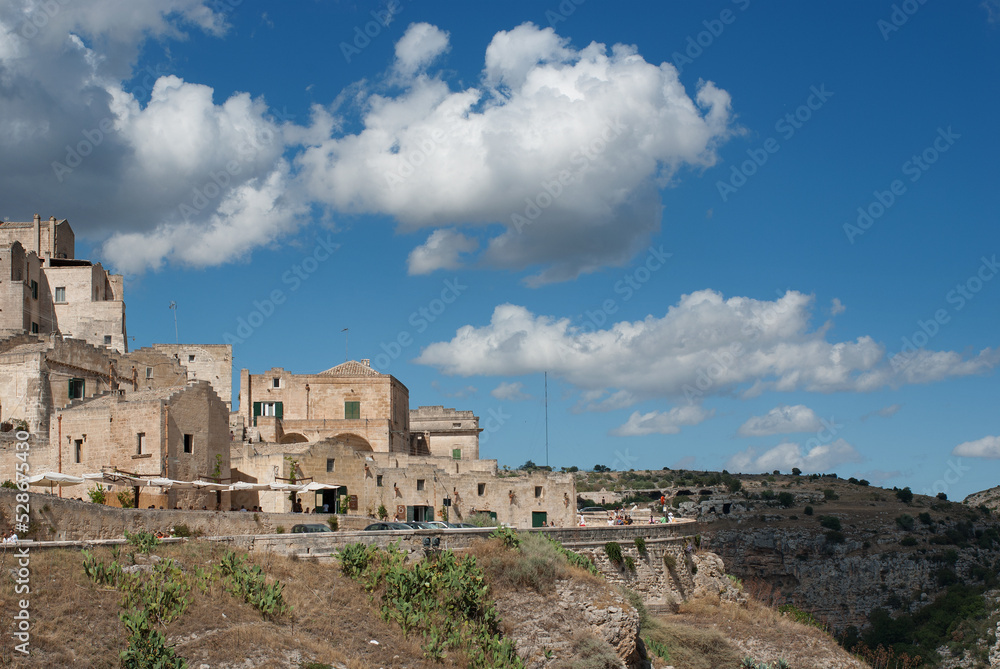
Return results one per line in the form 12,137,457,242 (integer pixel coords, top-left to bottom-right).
477,483,486,496
136,432,145,455
261,401,283,418
54,286,66,302
145,367,152,379
183,434,193,454
345,401,360,419
376,475,383,487
68,377,85,399
535,486,543,498
452,448,462,460
74,439,82,464
188,354,195,362
417,479,425,491
326,458,335,473
104,335,112,346
272,377,280,388
30,280,38,299
31,322,39,333
452,422,461,427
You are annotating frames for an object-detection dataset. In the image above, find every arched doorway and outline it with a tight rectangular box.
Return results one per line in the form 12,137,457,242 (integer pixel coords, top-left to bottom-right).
334,433,373,452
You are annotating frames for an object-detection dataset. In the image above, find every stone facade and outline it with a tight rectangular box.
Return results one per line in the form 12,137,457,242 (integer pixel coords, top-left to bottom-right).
49,381,231,509
409,405,481,460
148,344,233,408
229,436,576,527
238,359,410,453
0,215,125,352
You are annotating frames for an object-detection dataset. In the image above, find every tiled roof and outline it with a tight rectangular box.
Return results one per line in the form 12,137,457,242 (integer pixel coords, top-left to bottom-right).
317,360,384,378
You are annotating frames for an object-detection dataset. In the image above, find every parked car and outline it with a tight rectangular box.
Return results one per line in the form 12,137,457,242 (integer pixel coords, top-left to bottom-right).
423,521,452,529
452,523,478,528
291,523,331,533
363,522,412,531
403,521,437,529
579,507,606,513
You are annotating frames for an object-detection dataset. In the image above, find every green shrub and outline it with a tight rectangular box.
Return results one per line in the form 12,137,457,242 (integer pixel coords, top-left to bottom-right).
663,554,677,570
1,479,17,489
918,512,933,525
804,505,814,516
900,536,918,547
895,487,914,504
819,516,841,531
117,490,136,509
87,486,107,504
489,526,520,549
119,608,186,669
823,489,839,500
634,536,647,556
604,541,623,565
825,530,846,544
337,542,520,667
172,524,191,538
326,516,338,532
124,530,160,554
777,492,795,507
895,514,915,531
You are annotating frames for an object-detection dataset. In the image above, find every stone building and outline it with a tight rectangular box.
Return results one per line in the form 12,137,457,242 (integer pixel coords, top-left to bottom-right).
0,215,126,352
238,359,410,452
147,344,233,409
229,437,575,527
52,381,231,509
409,405,481,460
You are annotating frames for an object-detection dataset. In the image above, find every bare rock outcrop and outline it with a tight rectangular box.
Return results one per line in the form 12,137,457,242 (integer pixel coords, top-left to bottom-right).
493,577,644,669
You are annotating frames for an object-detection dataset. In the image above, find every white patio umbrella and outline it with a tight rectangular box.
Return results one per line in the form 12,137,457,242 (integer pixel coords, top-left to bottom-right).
229,481,270,491
191,480,229,490
268,482,306,492
26,472,85,489
301,481,340,492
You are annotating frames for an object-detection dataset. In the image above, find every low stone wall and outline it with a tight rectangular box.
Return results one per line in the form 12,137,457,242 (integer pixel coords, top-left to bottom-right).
0,489,350,540
0,489,702,542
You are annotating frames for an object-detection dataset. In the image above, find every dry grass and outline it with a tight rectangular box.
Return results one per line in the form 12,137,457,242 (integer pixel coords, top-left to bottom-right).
669,595,867,669
0,541,464,668
467,535,605,598
643,616,741,669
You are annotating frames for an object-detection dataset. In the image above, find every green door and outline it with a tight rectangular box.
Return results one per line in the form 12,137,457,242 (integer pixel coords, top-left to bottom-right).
532,511,547,528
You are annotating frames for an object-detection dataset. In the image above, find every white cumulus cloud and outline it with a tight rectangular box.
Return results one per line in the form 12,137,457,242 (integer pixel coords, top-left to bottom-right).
726,438,863,474
297,22,734,285
612,405,714,436
415,289,1000,408
407,229,479,275
952,435,1000,459
490,381,532,401
738,404,822,437
393,22,450,78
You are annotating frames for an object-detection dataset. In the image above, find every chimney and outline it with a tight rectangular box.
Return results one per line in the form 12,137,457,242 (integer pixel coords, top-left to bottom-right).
33,213,40,256
49,216,56,260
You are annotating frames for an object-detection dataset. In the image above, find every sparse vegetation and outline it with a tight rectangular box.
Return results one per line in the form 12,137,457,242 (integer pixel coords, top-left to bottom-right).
337,540,521,667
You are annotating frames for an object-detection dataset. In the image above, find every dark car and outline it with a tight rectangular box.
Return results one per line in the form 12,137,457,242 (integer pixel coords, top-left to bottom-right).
452,523,478,528
363,522,413,531
291,523,331,533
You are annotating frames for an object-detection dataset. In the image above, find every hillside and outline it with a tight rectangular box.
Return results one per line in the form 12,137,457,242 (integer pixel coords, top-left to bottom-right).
576,468,1000,667
0,531,861,668
965,486,1000,514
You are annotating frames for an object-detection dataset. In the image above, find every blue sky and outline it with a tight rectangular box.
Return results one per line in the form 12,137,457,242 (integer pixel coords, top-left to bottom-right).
2,1,999,498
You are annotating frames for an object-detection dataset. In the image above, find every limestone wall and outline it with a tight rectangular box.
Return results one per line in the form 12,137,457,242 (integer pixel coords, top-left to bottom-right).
149,344,232,408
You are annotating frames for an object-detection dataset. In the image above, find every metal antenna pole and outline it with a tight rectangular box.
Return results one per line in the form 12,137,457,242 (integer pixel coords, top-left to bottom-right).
544,371,549,467
169,302,178,344
342,328,349,361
